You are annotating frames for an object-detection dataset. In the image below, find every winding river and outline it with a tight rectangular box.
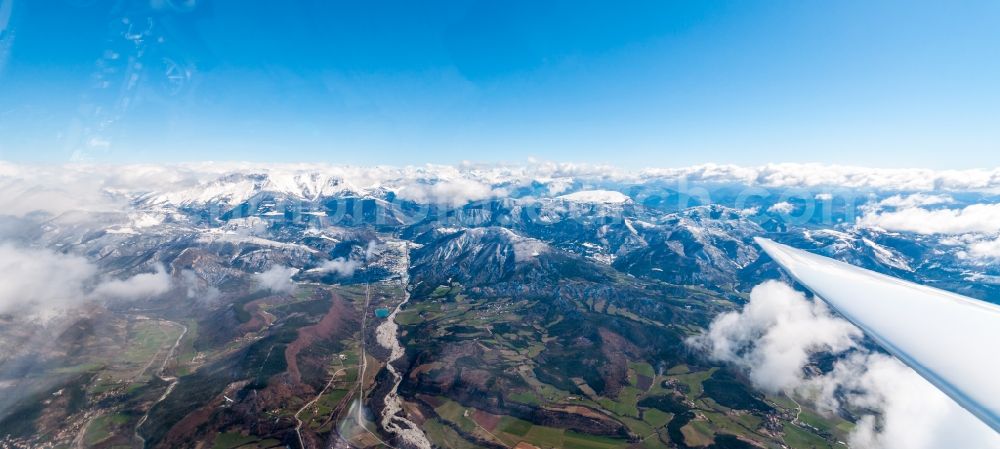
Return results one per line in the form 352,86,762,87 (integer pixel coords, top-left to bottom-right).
373,245,431,449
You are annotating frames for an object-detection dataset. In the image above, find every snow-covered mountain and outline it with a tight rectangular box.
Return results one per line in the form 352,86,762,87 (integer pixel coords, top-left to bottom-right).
3,162,999,304
5,162,1000,449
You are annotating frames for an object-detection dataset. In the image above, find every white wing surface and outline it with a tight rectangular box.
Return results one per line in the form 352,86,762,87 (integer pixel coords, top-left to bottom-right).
756,237,1000,433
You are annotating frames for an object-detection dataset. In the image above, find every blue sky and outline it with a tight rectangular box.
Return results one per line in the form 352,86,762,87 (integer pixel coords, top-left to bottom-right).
0,0,998,167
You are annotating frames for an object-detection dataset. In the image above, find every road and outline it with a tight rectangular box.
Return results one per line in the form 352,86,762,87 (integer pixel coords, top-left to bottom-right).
133,320,188,449
296,366,347,449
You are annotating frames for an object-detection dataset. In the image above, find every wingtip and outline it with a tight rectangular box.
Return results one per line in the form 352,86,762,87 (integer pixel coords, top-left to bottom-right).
750,234,1000,433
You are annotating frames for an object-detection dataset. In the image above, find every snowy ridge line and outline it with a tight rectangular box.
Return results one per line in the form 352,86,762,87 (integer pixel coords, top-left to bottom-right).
3,161,1000,209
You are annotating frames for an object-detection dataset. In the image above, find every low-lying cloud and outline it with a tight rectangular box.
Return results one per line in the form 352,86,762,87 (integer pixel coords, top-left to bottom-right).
0,244,171,319
254,265,298,294
179,269,222,304
644,163,1000,191
965,237,1000,259
6,162,1000,221
859,202,1000,235
689,281,1000,449
857,197,1000,260
92,264,171,300
877,193,953,209
766,201,795,215
394,177,500,205
689,281,861,392
318,257,362,278
810,352,999,449
0,244,97,318
316,241,382,278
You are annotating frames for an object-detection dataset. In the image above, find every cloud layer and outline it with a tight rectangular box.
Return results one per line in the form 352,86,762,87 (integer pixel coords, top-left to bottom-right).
4,162,1000,221
859,202,1000,235
0,244,97,318
0,244,171,318
642,163,1000,191
855,193,1000,260
689,281,1000,449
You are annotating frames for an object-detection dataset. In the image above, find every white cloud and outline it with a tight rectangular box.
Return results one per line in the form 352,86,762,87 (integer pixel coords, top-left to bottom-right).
314,241,382,278
542,177,574,196
318,257,362,277
0,244,170,318
767,201,795,214
965,237,1000,259
0,166,123,218
878,193,953,208
91,265,171,300
0,244,97,318
857,196,1000,260
858,203,1000,235
811,353,1000,449
556,190,631,204
814,193,833,201
5,162,999,220
254,265,298,294
0,162,218,220
643,163,1000,192
394,177,498,205
179,269,221,303
688,281,861,392
690,281,1000,449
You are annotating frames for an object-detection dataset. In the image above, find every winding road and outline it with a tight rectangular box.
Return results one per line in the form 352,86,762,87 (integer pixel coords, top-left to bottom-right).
296,366,347,449
133,320,188,449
